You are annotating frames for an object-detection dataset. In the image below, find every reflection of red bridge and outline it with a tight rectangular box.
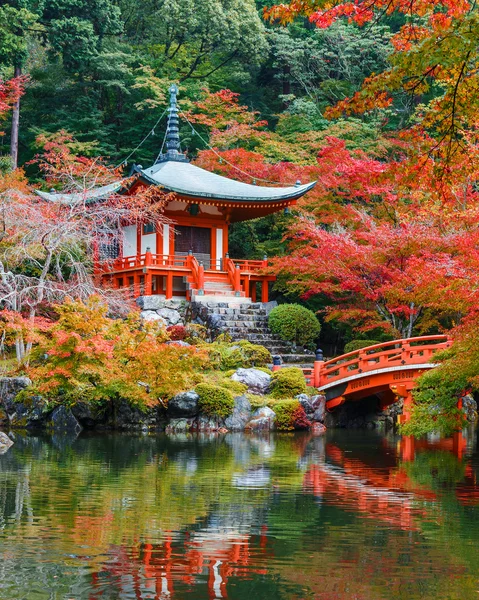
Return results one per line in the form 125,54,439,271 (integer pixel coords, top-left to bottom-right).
301,336,452,421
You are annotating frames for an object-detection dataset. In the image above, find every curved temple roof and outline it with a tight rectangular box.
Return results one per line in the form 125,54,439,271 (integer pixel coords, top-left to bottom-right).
36,181,123,204
139,161,316,202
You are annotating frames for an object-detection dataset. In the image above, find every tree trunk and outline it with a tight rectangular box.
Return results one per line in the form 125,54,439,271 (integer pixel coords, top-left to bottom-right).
10,64,22,170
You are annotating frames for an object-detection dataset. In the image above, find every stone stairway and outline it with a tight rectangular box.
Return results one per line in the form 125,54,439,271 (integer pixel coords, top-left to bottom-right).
196,300,315,366
188,270,249,302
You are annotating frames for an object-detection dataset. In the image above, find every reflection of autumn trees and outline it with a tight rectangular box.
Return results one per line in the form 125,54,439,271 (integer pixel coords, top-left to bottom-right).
0,432,479,598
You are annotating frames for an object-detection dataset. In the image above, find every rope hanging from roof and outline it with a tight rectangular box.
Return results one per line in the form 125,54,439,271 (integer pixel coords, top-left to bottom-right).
179,110,300,188
115,107,169,168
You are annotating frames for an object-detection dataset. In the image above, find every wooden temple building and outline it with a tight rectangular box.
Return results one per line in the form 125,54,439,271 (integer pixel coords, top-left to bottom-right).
37,85,316,303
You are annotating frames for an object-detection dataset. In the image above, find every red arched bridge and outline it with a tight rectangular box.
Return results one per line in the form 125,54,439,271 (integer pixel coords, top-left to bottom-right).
299,335,452,423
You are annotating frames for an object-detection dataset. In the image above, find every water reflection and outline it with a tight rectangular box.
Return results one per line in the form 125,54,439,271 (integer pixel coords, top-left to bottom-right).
0,429,478,599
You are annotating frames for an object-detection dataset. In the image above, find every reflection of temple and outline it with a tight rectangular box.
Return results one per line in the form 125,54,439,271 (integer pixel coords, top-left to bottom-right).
88,527,271,599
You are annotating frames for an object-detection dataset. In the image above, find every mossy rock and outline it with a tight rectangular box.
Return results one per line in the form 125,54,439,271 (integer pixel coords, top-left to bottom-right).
207,340,271,371
270,367,307,399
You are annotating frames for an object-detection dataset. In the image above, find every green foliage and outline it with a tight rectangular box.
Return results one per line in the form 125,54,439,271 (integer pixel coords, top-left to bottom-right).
344,340,381,353
270,367,307,399
400,367,467,438
268,304,321,347
206,339,271,371
195,383,235,418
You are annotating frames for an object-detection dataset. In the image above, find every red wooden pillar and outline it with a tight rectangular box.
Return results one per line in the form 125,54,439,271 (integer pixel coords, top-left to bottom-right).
144,249,153,295
133,272,141,298
166,272,173,299
234,264,241,295
261,280,269,303
144,272,152,295
198,262,205,292
251,282,257,302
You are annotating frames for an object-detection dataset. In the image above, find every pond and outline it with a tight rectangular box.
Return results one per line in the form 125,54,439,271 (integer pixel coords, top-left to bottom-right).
0,429,478,599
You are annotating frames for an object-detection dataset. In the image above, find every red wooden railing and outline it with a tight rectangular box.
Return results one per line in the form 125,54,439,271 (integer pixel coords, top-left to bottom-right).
224,256,241,295
100,252,273,300
109,253,191,270
230,258,268,273
312,335,451,389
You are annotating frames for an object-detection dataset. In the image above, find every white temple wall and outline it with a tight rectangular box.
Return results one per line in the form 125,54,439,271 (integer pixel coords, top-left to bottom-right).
122,225,137,257
141,233,157,254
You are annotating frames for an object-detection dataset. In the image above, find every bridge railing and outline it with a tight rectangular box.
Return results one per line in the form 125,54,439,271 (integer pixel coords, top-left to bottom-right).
313,335,452,389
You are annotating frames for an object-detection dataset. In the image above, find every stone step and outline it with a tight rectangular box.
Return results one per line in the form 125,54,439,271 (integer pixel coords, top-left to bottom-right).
192,295,251,304
279,354,316,364
204,282,233,289
218,314,262,321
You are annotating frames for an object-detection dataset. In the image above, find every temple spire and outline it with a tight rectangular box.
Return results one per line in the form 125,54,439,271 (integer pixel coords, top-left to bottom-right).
158,83,188,163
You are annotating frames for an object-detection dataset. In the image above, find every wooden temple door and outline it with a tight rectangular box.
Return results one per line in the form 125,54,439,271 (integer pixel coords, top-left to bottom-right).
174,225,211,267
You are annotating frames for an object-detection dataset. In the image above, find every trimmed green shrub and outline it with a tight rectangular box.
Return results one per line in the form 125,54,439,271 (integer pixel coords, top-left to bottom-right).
274,399,311,431
195,383,235,418
270,367,307,399
268,304,321,347
344,339,381,353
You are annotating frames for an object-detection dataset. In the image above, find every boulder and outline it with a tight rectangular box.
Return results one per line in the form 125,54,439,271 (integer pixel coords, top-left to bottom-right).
296,394,314,417
224,395,252,431
72,402,103,428
112,400,157,430
136,296,165,311
165,340,191,347
140,310,167,324
245,406,275,431
245,416,274,432
231,368,271,395
311,394,326,423
0,376,32,414
252,406,275,419
195,416,225,432
0,431,13,452
168,391,199,418
48,406,82,435
166,418,195,433
157,308,182,325
9,395,47,429
462,394,478,422
207,313,223,333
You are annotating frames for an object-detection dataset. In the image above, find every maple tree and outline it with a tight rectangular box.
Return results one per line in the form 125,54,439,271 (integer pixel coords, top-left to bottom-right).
0,132,170,361
25,297,208,407
272,210,473,338
265,1,479,162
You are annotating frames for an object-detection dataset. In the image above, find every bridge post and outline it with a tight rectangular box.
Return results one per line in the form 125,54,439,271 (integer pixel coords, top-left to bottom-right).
313,348,324,388
272,355,282,372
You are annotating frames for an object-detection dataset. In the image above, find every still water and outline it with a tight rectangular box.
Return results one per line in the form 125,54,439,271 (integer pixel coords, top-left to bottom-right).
0,429,478,599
